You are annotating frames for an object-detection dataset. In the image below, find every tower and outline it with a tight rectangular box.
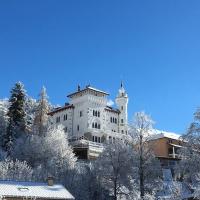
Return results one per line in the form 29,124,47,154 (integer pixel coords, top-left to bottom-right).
115,82,129,134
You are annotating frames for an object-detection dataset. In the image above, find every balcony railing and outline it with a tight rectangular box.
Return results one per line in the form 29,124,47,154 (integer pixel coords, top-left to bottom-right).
168,153,182,159
69,136,104,149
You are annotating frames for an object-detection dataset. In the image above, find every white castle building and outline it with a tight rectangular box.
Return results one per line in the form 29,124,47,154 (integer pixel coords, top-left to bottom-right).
48,83,129,159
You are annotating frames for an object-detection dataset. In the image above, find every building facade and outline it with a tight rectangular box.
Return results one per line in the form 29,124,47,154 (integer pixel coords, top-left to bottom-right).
147,130,183,174
48,84,129,159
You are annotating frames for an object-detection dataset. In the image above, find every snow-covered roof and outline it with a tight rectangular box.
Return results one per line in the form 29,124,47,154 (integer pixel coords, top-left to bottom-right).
105,106,120,114
48,104,74,115
67,85,109,97
0,180,74,200
87,86,109,95
147,129,181,141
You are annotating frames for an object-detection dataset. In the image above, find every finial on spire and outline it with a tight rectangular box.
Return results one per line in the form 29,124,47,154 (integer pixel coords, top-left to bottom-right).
121,81,123,88
78,84,81,91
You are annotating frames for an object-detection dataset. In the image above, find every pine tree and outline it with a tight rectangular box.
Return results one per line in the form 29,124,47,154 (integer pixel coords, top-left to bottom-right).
33,86,50,136
3,82,26,155
0,99,9,148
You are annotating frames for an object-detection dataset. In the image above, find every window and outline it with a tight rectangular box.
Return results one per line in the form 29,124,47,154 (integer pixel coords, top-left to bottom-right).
64,127,68,133
56,116,60,123
121,130,124,134
95,122,98,128
110,117,112,123
93,110,100,117
77,125,79,131
80,111,83,117
92,123,94,128
92,136,101,143
63,114,67,121
115,118,117,124
169,139,173,144
98,124,100,129
121,119,124,123
121,106,123,110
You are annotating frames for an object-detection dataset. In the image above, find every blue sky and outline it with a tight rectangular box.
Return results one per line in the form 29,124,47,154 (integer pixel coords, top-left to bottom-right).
0,1,200,134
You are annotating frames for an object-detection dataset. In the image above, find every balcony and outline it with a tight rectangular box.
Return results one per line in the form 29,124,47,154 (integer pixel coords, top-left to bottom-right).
69,136,104,150
168,153,182,159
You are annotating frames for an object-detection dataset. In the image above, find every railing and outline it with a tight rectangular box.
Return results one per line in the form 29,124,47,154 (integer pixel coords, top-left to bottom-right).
69,137,104,149
168,153,182,159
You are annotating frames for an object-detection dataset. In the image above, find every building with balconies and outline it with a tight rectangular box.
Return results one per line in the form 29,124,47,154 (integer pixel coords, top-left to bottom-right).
147,130,183,173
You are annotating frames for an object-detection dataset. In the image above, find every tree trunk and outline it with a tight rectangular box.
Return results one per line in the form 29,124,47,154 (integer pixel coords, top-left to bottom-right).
140,134,145,198
114,179,117,200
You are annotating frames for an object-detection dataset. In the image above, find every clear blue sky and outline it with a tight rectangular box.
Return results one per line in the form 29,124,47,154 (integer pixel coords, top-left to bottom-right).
0,1,200,134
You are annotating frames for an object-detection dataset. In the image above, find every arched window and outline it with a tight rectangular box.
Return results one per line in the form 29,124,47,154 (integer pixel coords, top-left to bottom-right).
95,111,98,117
98,111,100,117
92,123,94,128
98,124,100,129
95,122,98,128
110,117,112,123
93,110,95,116
115,118,117,124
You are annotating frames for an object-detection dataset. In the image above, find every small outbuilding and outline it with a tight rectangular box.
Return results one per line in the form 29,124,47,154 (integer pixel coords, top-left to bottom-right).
0,179,75,200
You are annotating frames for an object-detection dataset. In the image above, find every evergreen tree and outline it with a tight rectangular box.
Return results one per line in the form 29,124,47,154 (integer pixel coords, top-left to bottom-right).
33,86,50,136
0,99,9,148
3,82,26,155
24,97,38,132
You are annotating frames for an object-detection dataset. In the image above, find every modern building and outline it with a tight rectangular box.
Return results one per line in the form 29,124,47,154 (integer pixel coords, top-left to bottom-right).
48,83,129,159
147,130,183,172
0,178,74,200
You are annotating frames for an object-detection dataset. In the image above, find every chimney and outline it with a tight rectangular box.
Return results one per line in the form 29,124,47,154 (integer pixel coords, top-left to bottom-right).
47,176,54,186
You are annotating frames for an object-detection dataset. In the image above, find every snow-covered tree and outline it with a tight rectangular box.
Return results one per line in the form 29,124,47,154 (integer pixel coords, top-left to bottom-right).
33,86,51,136
129,111,162,199
69,161,109,200
3,82,27,156
176,107,200,197
95,141,135,200
13,125,77,185
24,96,38,132
0,99,9,149
0,159,33,181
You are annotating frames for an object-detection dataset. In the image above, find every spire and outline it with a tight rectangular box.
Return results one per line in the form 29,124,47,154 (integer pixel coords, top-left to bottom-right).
118,81,127,98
